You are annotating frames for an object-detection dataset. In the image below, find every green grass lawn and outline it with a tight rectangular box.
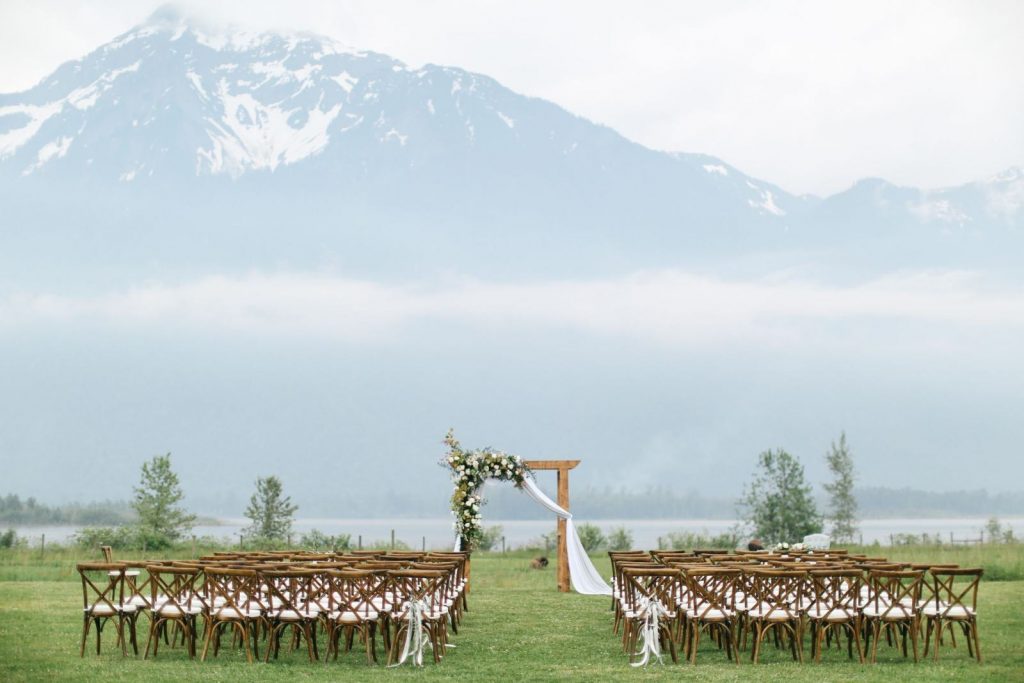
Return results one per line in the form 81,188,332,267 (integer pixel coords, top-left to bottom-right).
1,549,1022,681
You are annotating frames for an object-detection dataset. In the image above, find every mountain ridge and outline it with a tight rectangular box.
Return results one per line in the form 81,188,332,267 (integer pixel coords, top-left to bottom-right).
0,7,1021,287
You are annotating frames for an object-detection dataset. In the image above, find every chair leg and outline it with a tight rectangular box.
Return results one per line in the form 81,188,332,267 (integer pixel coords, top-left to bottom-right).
149,618,161,658
240,623,254,664
870,620,881,663
200,621,216,661
971,620,982,663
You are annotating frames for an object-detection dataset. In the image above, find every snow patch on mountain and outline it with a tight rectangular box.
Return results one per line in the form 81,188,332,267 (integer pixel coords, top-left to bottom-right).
0,102,63,159
23,136,73,175
746,181,786,216
909,198,970,225
196,80,343,175
330,72,358,93
67,61,141,110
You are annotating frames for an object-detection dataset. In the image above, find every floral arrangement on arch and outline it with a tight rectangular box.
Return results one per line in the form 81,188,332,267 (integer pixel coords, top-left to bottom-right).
441,429,530,551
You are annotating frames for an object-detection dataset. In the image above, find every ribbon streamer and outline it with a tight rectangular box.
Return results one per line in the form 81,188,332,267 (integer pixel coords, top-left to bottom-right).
389,599,432,667
631,596,667,668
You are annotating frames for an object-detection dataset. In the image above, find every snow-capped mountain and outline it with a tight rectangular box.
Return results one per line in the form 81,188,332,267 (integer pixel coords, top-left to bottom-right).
0,7,1020,284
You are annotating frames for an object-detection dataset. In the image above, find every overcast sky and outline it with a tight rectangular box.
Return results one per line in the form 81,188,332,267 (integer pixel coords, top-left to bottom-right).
1,0,1021,197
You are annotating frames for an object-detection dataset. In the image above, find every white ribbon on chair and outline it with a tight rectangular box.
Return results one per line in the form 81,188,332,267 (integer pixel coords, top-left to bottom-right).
389,599,431,667
520,477,613,596
630,596,667,667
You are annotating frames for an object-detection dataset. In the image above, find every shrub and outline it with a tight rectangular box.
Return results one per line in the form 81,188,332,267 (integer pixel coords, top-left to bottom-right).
299,529,352,551
577,523,606,552
74,526,136,550
475,525,504,552
0,528,17,548
657,530,740,551
606,526,633,551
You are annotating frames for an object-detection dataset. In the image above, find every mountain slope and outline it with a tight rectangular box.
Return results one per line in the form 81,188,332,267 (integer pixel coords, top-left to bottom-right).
0,7,1020,285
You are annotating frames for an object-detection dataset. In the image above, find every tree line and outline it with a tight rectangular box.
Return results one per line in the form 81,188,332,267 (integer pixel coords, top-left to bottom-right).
0,495,135,525
70,453,301,550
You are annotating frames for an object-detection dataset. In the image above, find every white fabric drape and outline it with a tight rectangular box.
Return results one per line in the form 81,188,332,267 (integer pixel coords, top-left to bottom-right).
520,477,612,596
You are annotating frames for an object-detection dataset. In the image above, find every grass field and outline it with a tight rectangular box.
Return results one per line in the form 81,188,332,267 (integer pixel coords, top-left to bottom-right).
1,547,1022,681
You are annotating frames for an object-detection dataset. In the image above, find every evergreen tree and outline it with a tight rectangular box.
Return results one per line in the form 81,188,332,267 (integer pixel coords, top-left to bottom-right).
245,476,298,543
738,448,822,545
132,453,196,546
824,432,859,543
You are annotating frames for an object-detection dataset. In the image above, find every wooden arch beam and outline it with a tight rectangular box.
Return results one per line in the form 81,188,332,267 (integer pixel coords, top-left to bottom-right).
523,459,580,592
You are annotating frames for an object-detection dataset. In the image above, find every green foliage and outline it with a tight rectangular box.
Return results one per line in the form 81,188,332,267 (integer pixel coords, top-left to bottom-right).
367,538,412,550
132,453,196,546
73,526,136,550
525,531,557,553
0,529,18,549
985,517,1017,544
606,526,633,551
823,432,859,543
299,529,352,551
738,448,822,545
475,525,504,551
576,523,606,552
244,476,298,543
0,493,135,525
442,429,528,551
656,530,740,551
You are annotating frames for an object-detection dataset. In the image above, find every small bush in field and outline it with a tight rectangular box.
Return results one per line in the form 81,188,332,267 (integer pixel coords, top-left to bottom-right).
606,526,633,551
577,523,606,552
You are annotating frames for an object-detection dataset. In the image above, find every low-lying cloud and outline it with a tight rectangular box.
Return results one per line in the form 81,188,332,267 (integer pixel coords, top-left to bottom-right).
3,269,1022,347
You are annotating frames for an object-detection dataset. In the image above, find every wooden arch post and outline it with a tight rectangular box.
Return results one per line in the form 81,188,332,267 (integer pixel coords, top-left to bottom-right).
523,459,580,592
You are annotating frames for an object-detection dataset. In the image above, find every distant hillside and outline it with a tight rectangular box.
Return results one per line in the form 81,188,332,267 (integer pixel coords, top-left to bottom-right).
0,7,1020,287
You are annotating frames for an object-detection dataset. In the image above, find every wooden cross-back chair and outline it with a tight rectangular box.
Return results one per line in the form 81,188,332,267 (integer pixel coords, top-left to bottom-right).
619,567,680,664
324,569,384,664
804,568,864,662
386,569,450,665
260,569,321,662
200,567,264,663
744,568,805,664
863,569,924,663
610,560,658,635
923,567,983,662
76,562,139,657
682,566,741,664
409,561,463,632
144,564,204,659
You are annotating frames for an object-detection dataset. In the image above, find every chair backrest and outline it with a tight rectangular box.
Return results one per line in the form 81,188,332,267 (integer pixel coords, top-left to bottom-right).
867,569,924,619
121,560,161,608
621,567,681,614
683,567,740,617
147,565,202,612
77,562,126,613
388,570,446,612
99,546,113,562
205,567,260,615
747,568,806,613
930,567,983,616
325,569,382,615
807,569,862,618
260,569,318,615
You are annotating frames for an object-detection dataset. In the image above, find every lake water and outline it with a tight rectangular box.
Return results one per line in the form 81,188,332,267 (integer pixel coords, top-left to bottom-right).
12,516,1018,550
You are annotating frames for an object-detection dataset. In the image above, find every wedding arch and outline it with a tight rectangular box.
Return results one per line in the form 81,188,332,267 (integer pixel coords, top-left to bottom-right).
442,430,611,596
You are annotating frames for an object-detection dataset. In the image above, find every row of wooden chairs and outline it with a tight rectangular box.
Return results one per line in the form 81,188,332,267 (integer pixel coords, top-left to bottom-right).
609,549,982,665
77,550,470,666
